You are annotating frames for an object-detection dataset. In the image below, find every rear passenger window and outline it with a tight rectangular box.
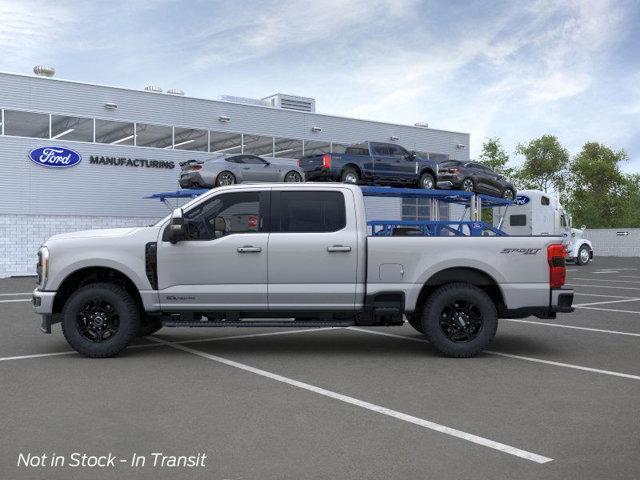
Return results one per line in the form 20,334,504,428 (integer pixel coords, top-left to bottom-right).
510,214,527,226
541,196,550,205
278,191,346,232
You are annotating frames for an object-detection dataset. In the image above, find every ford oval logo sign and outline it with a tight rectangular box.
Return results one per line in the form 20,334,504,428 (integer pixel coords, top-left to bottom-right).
514,195,530,206
28,146,82,168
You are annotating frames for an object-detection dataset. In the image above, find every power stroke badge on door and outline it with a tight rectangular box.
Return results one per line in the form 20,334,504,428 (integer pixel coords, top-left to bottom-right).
28,146,82,168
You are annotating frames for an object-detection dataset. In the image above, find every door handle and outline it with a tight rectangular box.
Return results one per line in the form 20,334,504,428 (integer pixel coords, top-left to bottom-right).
327,245,351,252
237,246,262,253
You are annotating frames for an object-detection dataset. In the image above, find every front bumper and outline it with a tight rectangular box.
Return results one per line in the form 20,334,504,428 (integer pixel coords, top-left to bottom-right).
502,288,574,319
32,289,57,333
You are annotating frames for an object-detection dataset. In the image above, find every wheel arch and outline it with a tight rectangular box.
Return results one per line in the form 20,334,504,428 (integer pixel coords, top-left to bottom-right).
342,163,362,178
53,266,144,316
414,267,505,316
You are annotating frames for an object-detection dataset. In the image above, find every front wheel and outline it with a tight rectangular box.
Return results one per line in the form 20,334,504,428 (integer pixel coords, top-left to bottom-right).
576,245,591,265
284,171,303,182
461,178,475,192
421,283,497,357
419,172,435,189
61,283,139,357
138,317,163,336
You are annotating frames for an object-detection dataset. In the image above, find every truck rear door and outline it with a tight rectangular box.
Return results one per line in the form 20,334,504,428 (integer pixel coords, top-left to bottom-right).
267,188,358,310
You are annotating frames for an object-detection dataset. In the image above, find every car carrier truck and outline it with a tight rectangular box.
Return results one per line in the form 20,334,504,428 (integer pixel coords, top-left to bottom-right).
494,189,594,265
33,183,574,358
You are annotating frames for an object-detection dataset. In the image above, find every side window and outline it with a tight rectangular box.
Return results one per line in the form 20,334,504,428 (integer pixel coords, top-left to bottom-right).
510,215,527,226
387,145,404,157
277,191,346,233
226,156,244,164
541,196,550,205
183,192,262,240
372,144,390,156
243,155,268,165
560,215,567,227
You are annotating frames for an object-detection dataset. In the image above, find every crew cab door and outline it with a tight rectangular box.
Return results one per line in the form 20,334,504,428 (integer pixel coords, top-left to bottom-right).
156,190,270,310
370,143,394,183
268,188,358,310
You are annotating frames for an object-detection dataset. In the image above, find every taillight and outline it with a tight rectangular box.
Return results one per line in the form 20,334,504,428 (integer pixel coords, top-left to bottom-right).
547,244,566,288
297,159,301,167
322,154,331,169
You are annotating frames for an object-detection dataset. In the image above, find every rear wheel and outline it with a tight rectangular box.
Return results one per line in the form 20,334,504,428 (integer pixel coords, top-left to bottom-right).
502,187,515,200
421,283,497,357
215,171,236,187
341,168,359,184
576,245,591,265
61,283,139,358
419,172,435,189
462,178,475,192
284,171,303,182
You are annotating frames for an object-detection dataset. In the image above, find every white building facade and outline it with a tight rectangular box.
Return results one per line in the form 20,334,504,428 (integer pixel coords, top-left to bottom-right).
0,71,470,277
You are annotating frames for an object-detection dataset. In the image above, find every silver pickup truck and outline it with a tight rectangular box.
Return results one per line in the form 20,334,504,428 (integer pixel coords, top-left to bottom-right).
33,183,574,358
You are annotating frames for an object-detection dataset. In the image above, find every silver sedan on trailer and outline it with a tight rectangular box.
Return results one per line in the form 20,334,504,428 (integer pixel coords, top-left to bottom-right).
179,154,305,188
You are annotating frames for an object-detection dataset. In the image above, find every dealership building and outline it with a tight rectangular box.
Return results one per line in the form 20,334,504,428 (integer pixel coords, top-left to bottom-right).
0,68,470,277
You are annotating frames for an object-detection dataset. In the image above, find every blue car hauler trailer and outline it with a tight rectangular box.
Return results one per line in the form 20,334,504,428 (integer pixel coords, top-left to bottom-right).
146,186,513,237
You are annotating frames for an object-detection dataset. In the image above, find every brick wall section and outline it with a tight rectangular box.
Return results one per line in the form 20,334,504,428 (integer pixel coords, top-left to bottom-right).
0,214,159,277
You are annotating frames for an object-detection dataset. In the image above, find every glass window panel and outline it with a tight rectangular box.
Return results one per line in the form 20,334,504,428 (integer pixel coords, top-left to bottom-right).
331,143,349,154
95,119,135,145
210,131,242,154
50,115,93,142
243,134,274,156
173,127,208,151
4,110,49,138
278,191,346,233
273,137,303,158
136,123,172,148
303,140,331,156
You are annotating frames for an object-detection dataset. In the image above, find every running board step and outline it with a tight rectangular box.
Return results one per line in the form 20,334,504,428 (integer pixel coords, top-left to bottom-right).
161,320,355,328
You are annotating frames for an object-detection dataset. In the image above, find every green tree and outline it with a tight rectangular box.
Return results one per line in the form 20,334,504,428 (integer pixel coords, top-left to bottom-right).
566,142,628,228
515,135,569,193
479,137,514,177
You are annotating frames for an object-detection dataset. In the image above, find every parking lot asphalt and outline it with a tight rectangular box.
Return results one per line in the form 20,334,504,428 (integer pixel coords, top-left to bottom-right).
1,257,639,479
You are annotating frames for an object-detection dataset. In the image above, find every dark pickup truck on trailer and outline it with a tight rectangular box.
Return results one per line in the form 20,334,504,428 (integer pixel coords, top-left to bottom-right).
299,141,440,189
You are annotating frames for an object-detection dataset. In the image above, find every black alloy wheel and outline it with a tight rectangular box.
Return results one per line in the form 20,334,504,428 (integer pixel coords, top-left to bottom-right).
77,299,120,343
438,300,483,342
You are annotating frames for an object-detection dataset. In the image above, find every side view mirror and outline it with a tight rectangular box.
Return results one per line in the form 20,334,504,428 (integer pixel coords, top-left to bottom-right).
168,208,185,244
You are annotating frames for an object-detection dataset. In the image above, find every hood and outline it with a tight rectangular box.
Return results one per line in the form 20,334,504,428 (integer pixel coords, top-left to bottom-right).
46,227,139,242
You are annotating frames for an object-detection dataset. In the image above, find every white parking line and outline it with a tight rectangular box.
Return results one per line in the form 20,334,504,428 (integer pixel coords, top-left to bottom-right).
0,327,336,362
0,299,31,304
572,277,640,285
0,292,33,296
574,306,640,315
347,328,640,381
574,292,639,299
568,284,640,291
573,298,640,307
502,319,640,337
147,335,553,464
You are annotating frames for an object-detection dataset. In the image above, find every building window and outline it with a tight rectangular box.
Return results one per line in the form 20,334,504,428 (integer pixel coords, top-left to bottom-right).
50,114,94,142
3,110,49,139
135,123,172,148
173,127,208,151
95,119,135,145
210,131,242,154
402,198,449,221
273,137,303,158
303,140,331,156
243,134,274,156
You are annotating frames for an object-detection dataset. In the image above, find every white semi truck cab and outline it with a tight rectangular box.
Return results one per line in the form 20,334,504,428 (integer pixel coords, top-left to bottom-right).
494,189,594,265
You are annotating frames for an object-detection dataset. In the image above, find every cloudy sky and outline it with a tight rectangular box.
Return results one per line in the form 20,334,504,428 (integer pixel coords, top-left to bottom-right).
1,0,639,169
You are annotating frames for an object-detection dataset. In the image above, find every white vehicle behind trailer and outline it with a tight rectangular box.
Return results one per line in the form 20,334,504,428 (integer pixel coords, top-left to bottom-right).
494,189,594,265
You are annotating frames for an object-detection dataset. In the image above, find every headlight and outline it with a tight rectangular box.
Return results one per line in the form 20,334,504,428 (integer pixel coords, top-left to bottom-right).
37,247,49,289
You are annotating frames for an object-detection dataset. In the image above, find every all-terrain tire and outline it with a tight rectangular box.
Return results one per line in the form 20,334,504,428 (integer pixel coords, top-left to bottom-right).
421,282,498,358
138,317,163,336
406,314,424,333
576,245,591,265
61,283,139,358
341,167,360,184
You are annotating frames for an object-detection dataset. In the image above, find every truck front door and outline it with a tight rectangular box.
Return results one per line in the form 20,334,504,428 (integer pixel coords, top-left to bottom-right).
156,190,270,310
267,189,358,310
